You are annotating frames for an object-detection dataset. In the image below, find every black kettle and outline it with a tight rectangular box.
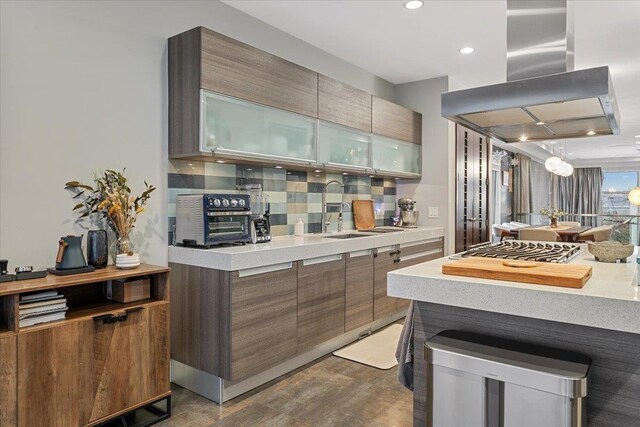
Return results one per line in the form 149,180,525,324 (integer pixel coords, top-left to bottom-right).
55,235,87,270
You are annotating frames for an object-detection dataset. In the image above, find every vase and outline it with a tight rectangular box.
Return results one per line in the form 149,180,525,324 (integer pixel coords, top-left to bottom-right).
116,235,133,255
550,217,558,228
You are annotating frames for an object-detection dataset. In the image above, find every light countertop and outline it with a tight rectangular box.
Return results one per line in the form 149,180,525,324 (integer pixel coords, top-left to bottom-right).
388,244,640,334
168,226,445,271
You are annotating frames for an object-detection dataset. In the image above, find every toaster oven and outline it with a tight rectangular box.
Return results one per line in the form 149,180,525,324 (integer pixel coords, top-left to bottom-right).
175,194,252,247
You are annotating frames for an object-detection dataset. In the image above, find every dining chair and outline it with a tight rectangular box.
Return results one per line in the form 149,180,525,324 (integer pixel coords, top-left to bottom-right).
519,228,561,242
558,221,581,227
578,225,613,242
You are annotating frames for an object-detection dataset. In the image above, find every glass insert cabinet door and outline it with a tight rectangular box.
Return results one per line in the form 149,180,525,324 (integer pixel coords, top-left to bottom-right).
318,121,371,169
372,135,421,175
201,91,316,162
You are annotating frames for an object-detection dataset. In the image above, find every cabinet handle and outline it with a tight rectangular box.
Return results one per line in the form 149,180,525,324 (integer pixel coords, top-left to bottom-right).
393,259,400,263
93,307,144,324
389,250,401,256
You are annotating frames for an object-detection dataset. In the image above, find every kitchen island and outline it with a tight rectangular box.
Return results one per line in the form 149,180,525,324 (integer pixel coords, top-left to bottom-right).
168,227,444,403
388,244,640,426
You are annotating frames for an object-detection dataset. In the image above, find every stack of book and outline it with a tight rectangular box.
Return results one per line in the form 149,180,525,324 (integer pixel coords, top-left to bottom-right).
19,291,68,328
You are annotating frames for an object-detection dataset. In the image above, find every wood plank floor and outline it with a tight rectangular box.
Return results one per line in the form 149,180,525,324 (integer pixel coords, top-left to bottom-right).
159,354,413,427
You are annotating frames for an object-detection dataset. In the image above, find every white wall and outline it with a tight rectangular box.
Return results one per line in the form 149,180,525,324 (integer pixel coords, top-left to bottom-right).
0,0,396,270
394,76,456,254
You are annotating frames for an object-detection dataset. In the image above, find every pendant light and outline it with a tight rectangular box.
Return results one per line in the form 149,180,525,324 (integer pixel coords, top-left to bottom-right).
629,187,640,205
545,141,574,177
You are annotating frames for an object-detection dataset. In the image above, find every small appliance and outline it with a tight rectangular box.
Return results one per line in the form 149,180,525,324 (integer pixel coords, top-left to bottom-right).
48,235,95,276
397,198,419,228
87,230,108,269
55,235,88,269
175,194,252,247
239,184,272,244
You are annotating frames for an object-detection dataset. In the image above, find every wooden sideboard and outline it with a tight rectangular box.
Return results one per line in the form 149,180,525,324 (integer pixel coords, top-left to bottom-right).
0,264,171,427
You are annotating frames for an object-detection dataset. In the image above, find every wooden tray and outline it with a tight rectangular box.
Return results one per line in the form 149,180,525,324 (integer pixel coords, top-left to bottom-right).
442,258,592,289
353,200,375,230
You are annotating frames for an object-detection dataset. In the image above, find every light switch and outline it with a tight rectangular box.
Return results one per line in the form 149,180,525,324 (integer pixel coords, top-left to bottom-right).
428,207,439,218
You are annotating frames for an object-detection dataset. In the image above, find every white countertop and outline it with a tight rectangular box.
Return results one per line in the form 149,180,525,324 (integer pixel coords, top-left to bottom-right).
168,227,445,271
388,244,640,334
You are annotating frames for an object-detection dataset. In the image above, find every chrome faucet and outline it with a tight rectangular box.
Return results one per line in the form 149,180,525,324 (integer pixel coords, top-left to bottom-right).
321,180,345,233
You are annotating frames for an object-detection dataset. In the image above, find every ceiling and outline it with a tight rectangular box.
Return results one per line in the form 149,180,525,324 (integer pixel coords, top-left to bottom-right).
224,0,640,168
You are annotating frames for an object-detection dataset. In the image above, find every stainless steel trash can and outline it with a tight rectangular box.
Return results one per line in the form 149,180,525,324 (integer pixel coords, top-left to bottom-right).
424,330,590,427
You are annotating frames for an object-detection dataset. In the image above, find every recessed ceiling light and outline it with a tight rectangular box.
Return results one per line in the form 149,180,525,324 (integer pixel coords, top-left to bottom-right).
369,175,375,178
215,160,226,164
342,172,348,176
314,169,322,173
586,130,596,136
459,47,475,54
519,135,528,142
636,141,640,144
549,141,557,144
635,135,640,138
536,121,546,126
404,0,423,10
274,165,283,169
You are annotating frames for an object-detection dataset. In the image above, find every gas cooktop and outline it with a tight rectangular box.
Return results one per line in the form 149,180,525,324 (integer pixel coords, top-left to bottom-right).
459,241,581,263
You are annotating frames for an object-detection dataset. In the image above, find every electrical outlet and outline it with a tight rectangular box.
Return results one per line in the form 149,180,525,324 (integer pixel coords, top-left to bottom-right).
428,207,439,218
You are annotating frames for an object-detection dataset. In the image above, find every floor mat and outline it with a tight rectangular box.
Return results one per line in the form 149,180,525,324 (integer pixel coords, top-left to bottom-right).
332,323,403,369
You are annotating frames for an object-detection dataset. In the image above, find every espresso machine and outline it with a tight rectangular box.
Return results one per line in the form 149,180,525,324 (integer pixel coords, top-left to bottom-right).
397,198,419,228
239,184,272,244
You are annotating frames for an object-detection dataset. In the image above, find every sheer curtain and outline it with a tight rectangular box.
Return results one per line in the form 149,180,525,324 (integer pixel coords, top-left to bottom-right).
555,167,604,227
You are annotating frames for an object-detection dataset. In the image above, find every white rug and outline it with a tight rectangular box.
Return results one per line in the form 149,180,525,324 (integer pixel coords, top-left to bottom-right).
333,324,403,370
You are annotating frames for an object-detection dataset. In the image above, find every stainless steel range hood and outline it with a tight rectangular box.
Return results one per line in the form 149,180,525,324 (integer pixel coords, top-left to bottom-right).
441,0,620,143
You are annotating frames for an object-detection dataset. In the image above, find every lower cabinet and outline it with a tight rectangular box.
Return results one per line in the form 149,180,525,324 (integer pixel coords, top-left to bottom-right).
395,238,445,311
229,263,298,382
297,255,346,350
0,333,17,427
17,303,170,427
374,245,400,320
345,250,375,331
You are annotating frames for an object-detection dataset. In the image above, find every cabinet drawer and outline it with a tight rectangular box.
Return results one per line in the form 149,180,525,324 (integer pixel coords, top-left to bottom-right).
17,303,170,426
230,264,298,382
201,28,318,117
399,238,444,257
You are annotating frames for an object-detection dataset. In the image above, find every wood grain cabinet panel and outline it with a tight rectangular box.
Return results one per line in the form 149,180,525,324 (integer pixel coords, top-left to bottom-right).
201,28,318,117
17,304,169,426
0,334,17,427
345,251,375,331
374,246,399,320
372,96,422,144
297,257,346,350
318,75,372,132
230,265,298,382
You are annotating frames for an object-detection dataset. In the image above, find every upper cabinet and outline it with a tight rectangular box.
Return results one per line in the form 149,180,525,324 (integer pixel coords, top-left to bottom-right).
318,75,372,132
169,26,422,178
203,92,316,163
372,96,422,144
200,28,318,117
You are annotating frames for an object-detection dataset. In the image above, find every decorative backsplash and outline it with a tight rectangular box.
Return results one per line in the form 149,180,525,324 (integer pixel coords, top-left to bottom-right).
168,160,398,242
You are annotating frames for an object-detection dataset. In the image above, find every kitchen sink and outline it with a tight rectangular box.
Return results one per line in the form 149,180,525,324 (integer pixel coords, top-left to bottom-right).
324,233,373,239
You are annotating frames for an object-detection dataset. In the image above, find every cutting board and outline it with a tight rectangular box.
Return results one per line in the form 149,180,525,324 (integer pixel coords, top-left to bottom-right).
353,200,375,230
442,258,592,289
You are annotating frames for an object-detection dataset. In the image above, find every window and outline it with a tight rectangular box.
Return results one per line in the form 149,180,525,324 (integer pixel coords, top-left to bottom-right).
602,171,639,244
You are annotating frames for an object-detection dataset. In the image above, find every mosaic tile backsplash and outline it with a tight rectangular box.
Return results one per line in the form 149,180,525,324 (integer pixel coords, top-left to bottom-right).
168,160,398,242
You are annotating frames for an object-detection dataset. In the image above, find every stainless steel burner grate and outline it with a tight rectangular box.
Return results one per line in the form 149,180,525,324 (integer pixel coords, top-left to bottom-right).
461,241,581,263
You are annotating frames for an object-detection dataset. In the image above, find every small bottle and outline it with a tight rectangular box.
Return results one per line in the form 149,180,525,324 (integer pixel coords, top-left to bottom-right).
295,219,305,236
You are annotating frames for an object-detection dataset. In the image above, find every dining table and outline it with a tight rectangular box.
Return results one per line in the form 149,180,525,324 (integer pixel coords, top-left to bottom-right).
525,225,592,242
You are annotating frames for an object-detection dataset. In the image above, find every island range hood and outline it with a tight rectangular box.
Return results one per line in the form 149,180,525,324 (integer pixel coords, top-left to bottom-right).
441,0,620,143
